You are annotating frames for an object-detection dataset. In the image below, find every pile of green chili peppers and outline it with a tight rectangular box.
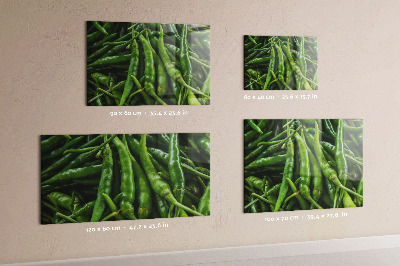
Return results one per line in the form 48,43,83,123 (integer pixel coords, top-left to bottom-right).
244,36,318,90
87,21,210,106
41,133,210,224
244,119,363,212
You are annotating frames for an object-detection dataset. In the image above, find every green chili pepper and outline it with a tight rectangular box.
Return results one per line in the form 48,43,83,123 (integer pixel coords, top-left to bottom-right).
294,132,323,209
151,46,168,99
187,89,201,105
299,37,306,74
245,131,273,150
42,136,84,162
88,54,131,68
58,200,95,224
91,142,113,222
111,152,121,198
145,146,195,168
284,54,293,85
244,120,268,143
87,32,131,63
313,122,363,199
40,135,103,179
182,163,210,180
356,177,363,207
263,48,275,90
197,136,210,155
249,194,259,213
63,147,97,155
154,194,169,218
274,138,294,211
87,22,112,44
123,136,152,219
47,192,73,211
245,154,286,171
245,131,284,163
101,211,120,221
131,56,166,105
286,178,309,210
244,183,281,210
158,26,209,99
61,135,116,171
248,119,263,134
56,212,78,223
42,165,102,185
102,193,125,220
41,135,70,153
201,72,210,95
89,33,117,49
323,119,337,139
137,34,165,104
284,40,313,90
343,122,363,134
180,24,192,86
168,133,186,217
335,119,348,181
246,127,300,164
93,21,109,35
119,35,140,106
342,191,356,207
245,176,265,191
275,44,285,90
139,134,203,216
113,136,136,220
305,144,323,204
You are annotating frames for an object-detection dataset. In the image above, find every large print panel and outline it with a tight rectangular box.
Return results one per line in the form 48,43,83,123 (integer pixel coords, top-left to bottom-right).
41,133,210,224
87,21,210,106
244,119,363,213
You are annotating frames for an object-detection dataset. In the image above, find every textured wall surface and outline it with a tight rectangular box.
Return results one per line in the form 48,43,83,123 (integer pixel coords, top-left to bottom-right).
1,0,400,264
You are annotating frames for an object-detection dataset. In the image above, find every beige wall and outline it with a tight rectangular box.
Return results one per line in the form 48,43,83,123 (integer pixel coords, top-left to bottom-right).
1,0,399,263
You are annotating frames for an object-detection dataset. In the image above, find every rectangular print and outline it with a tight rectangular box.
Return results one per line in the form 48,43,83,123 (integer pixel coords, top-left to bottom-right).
244,36,318,90
87,21,210,106
244,119,363,213
41,133,210,224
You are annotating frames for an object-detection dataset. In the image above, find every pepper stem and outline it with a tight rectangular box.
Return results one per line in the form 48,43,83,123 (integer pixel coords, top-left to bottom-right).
56,212,78,223
302,192,323,209
282,192,299,209
165,194,203,216
151,92,168,105
251,192,275,206
334,179,363,199
179,78,210,99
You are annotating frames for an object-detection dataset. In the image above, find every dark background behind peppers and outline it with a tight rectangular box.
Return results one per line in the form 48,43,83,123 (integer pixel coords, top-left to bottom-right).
1,0,400,264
